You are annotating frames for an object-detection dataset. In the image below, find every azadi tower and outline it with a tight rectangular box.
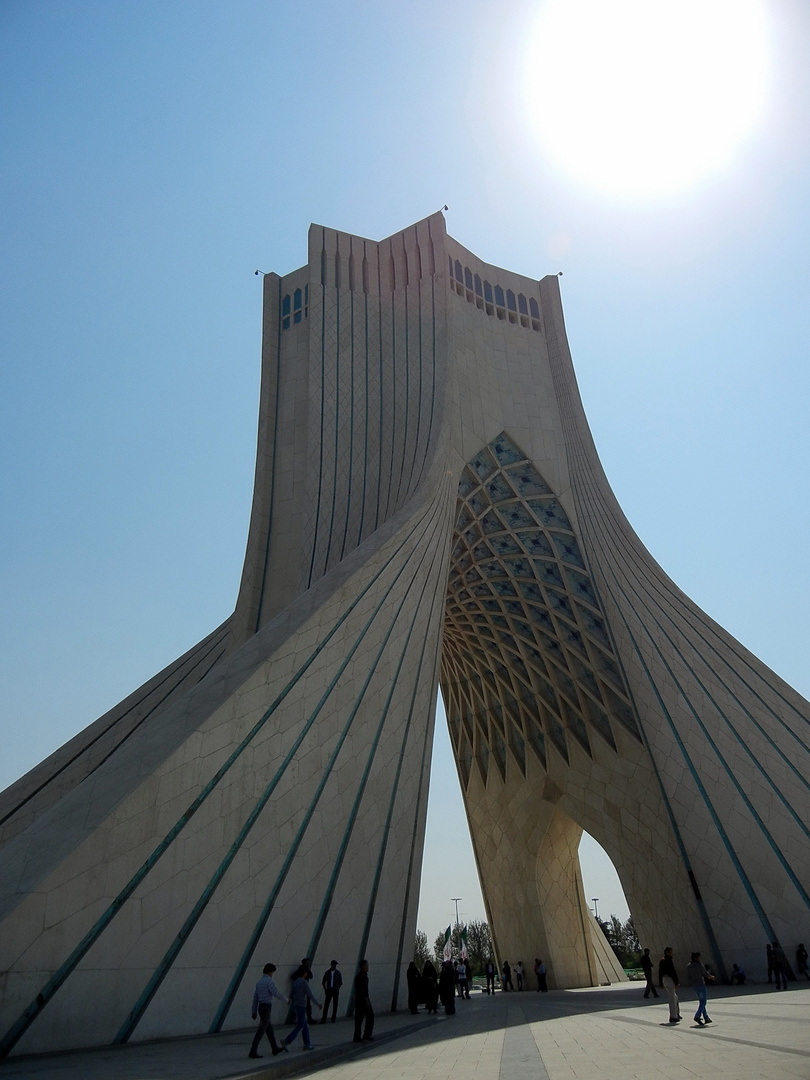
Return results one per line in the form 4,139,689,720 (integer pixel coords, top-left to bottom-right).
1,213,809,1055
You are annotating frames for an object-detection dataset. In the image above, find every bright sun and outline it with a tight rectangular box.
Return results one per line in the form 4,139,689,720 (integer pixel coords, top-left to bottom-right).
522,0,771,199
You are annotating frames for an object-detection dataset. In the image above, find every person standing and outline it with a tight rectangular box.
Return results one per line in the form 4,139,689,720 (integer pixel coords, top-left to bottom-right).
249,962,289,1059
485,958,496,995
658,947,681,1024
353,960,374,1042
281,965,321,1051
439,960,456,1014
502,960,513,991
423,959,439,1013
321,960,343,1023
797,943,809,981
534,959,548,993
456,959,469,999
771,941,788,990
640,948,658,998
406,961,422,1015
685,951,713,1026
515,961,524,990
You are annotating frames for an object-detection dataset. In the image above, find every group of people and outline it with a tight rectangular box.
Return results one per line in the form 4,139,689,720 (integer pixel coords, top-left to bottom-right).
248,956,374,1059
402,955,549,1016
766,941,809,988
249,936,810,1056
643,947,716,1026
406,958,471,1015
638,938,809,1029
499,959,548,992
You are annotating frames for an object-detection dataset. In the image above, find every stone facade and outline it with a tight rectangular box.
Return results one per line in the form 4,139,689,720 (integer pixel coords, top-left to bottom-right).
0,214,808,1056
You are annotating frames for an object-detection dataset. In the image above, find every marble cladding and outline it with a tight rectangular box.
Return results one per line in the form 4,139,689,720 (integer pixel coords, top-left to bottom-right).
0,213,808,1057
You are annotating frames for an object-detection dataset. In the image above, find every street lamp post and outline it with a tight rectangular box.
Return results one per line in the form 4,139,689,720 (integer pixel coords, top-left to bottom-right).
592,898,599,920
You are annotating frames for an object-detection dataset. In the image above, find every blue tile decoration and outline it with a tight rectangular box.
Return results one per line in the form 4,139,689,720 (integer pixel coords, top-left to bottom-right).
442,431,643,786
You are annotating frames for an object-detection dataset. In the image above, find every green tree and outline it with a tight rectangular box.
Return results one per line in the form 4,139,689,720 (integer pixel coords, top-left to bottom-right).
465,919,493,975
432,920,493,973
413,929,432,969
597,914,641,968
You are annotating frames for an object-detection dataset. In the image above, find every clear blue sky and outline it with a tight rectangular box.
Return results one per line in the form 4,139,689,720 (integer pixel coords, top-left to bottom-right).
3,0,810,941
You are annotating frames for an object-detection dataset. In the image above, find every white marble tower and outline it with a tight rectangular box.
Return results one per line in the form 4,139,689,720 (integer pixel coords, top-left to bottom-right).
1,213,808,1056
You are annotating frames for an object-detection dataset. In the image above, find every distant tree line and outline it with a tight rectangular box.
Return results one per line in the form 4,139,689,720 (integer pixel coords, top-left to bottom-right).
412,920,493,975
415,913,641,976
596,914,641,968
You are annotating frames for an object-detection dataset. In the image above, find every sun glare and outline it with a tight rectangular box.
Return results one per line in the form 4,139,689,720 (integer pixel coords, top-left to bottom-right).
522,0,771,199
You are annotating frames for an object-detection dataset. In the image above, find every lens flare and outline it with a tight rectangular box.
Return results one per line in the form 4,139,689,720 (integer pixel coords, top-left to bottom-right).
522,0,771,198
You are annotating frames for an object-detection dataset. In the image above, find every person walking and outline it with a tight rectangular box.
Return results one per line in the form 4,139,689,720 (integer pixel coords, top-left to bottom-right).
485,958,496,995
281,964,321,1051
353,960,374,1042
321,960,342,1023
685,951,714,1026
771,941,788,990
515,961,524,990
658,947,681,1024
502,960,513,991
292,957,315,1023
249,963,289,1059
640,948,659,998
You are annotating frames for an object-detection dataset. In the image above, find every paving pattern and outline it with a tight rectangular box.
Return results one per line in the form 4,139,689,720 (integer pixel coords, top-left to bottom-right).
2,983,808,1080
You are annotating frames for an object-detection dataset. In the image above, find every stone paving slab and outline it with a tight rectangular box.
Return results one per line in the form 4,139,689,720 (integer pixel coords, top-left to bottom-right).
1,983,808,1080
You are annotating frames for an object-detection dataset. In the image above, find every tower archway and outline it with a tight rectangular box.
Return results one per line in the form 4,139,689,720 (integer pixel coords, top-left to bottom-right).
0,214,808,1056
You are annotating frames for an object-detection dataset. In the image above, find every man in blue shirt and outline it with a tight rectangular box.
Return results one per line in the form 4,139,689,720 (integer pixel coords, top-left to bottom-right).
249,962,289,1059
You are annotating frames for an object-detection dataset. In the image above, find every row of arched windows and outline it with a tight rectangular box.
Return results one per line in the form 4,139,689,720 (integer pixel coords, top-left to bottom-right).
448,256,541,331
281,285,309,330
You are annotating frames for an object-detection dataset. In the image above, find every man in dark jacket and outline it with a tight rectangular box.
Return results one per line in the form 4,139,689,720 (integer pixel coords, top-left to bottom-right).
658,947,681,1023
353,960,374,1042
321,960,343,1023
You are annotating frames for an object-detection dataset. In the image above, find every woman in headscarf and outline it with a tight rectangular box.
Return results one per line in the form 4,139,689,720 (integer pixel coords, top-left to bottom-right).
406,961,422,1015
422,959,439,1013
439,960,456,1015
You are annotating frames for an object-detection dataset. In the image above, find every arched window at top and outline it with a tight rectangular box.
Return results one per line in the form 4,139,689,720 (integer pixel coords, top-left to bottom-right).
494,285,505,307
464,267,473,290
455,259,464,283
484,281,493,303
529,298,540,319
506,290,516,311
518,294,528,315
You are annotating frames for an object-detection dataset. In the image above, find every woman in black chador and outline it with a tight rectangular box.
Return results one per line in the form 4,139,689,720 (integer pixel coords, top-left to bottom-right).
406,961,422,1015
439,960,456,1015
422,960,439,1013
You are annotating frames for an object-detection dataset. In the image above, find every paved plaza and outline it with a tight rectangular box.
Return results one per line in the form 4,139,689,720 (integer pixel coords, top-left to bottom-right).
2,981,808,1080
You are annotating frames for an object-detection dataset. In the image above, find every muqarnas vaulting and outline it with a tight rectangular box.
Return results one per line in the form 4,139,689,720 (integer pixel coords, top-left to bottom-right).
1,213,808,1056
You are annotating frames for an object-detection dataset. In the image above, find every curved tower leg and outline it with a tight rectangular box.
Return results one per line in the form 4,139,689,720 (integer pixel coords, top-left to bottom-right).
1,215,808,1056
